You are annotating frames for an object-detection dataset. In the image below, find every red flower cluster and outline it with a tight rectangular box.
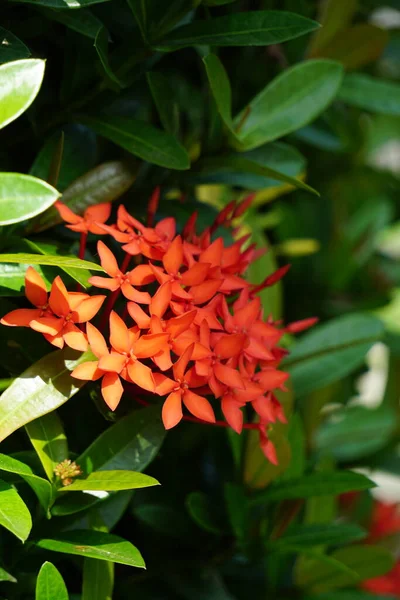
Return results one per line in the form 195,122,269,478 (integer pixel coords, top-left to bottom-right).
1,192,316,463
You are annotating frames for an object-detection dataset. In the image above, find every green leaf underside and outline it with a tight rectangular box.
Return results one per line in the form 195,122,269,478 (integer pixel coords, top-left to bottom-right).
36,530,145,568
25,411,68,482
251,471,375,504
0,253,104,271
157,11,320,48
36,562,68,600
79,115,190,170
0,479,32,542
82,558,114,600
0,174,60,226
0,59,45,130
0,348,93,443
59,469,159,491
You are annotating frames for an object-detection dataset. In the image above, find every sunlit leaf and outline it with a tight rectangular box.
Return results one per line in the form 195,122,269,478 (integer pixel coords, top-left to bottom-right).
0,59,45,129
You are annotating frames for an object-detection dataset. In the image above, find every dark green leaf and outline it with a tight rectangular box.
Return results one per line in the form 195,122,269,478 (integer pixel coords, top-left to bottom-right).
0,348,93,443
272,523,366,549
252,471,376,504
59,470,159,491
0,479,32,541
0,174,60,226
284,313,384,397
146,71,180,135
40,8,104,39
25,411,68,482
94,27,123,88
157,11,320,49
10,0,111,6
186,491,225,534
36,530,145,568
134,504,194,538
0,27,30,63
203,54,233,131
0,59,45,129
338,73,400,116
80,114,190,170
0,253,103,271
224,483,249,541
0,453,53,514
36,562,68,600
30,160,135,233
234,60,343,149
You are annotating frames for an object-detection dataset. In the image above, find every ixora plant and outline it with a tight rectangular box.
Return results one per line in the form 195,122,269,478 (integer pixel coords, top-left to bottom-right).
1,1,400,599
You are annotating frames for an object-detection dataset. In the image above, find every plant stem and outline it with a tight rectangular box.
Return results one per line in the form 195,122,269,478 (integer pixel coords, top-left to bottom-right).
78,232,88,260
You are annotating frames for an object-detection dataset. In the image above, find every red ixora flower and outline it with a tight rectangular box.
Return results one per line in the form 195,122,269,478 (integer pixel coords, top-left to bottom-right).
1,190,317,463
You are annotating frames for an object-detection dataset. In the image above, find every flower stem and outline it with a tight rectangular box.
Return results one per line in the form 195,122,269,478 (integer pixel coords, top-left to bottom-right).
78,232,88,260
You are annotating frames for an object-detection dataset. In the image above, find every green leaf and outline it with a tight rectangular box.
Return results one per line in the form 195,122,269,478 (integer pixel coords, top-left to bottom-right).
338,73,400,116
315,406,397,461
203,54,233,131
77,405,166,473
0,348,93,443
30,125,97,192
224,483,249,542
0,253,103,271
307,0,358,55
146,71,180,135
80,115,190,170
186,491,225,535
0,479,32,542
0,59,45,130
29,160,135,233
126,0,148,42
0,174,60,226
23,239,93,289
283,313,384,397
36,562,68,600
192,155,317,195
0,453,53,514
25,412,68,482
36,530,145,568
0,262,51,296
0,566,16,582
94,27,123,88
272,523,366,549
247,228,282,318
134,504,195,538
10,0,111,6
297,545,395,592
157,11,320,49
82,558,114,600
40,8,104,39
234,60,343,150
251,471,376,504
0,27,30,63
59,470,159,491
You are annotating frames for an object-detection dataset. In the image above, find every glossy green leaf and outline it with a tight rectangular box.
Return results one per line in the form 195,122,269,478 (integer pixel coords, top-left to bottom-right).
203,54,233,131
36,530,145,568
36,562,68,600
272,523,366,549
25,412,68,482
0,348,93,443
10,0,111,6
78,406,166,473
234,60,343,149
59,469,159,491
30,160,135,233
0,253,103,271
0,566,16,582
284,313,384,397
297,545,395,592
40,8,104,39
157,11,320,48
0,27,30,63
80,115,190,170
23,239,93,289
338,73,400,116
192,155,317,195
251,471,376,504
94,27,122,87
82,558,114,600
0,479,32,542
0,59,45,130
30,124,97,192
0,174,60,226
147,71,179,135
0,453,53,514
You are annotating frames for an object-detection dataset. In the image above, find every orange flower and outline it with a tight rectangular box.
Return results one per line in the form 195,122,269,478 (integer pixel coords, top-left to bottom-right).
1,267,51,328
55,201,111,234
154,344,215,429
89,241,152,303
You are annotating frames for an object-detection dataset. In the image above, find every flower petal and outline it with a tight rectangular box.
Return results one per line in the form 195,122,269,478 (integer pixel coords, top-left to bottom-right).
72,295,106,323
167,310,196,338
153,373,175,396
127,360,155,392
214,333,246,359
54,200,81,224
190,280,221,305
97,240,120,277
214,362,244,389
180,262,210,286
88,276,120,291
85,202,111,224
150,282,172,319
62,323,88,351
183,390,215,423
128,265,155,286
162,391,182,429
163,235,183,275
173,342,194,381
25,267,48,307
98,353,126,373
1,308,41,327
121,283,151,304
71,361,102,381
87,323,108,358
109,311,130,354
30,316,63,335
135,333,169,358
127,303,151,329
199,238,223,268
221,395,243,434
101,372,124,410
49,276,70,317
